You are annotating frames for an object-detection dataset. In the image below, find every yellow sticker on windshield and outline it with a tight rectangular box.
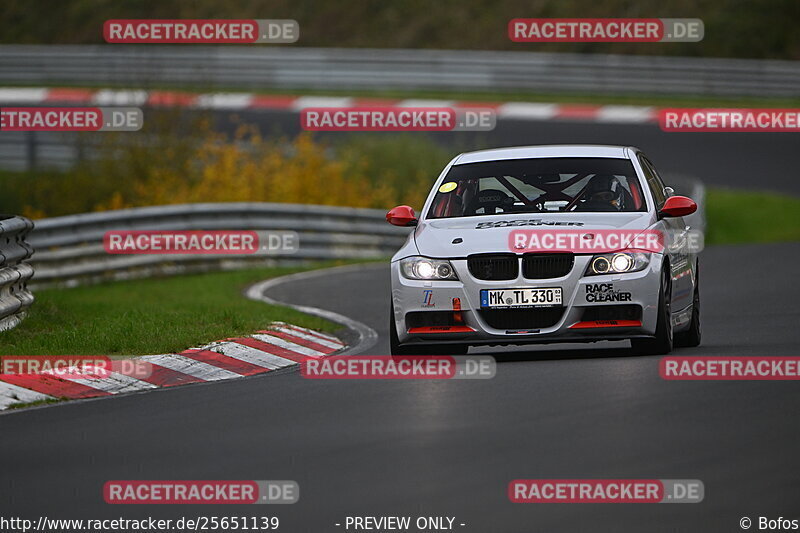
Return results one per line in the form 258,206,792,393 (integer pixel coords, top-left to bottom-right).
439,182,457,193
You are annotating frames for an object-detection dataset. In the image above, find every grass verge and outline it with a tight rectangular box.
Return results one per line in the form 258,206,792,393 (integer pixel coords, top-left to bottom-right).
705,188,800,245
0,264,347,356
5,398,61,410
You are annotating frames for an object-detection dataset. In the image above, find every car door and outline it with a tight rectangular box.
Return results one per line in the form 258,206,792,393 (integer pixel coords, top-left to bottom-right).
638,154,693,314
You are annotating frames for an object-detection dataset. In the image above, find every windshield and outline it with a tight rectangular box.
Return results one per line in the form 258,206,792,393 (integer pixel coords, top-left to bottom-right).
427,157,647,218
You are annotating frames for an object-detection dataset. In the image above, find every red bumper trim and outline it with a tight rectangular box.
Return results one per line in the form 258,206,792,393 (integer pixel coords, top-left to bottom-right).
569,320,642,329
407,326,476,334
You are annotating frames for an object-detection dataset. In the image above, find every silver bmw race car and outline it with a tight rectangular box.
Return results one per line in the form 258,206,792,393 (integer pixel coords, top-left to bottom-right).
387,145,701,356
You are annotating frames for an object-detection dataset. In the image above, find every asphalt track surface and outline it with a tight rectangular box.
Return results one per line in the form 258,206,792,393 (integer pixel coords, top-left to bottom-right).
2,118,800,533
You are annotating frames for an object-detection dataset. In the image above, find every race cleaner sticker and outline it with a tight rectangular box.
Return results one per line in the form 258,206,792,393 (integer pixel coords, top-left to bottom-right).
585,283,632,302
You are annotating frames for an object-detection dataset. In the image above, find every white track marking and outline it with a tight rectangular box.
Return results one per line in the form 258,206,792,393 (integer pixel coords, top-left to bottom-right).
290,96,353,110
92,89,148,106
139,354,242,381
247,263,378,355
282,324,344,344
496,102,558,120
0,382,52,409
49,368,157,394
0,88,48,103
251,333,326,357
194,92,254,109
273,327,343,349
597,105,656,123
207,341,297,369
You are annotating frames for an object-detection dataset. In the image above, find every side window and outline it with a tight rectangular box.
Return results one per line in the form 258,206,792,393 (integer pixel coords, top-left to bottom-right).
638,154,666,208
645,156,669,194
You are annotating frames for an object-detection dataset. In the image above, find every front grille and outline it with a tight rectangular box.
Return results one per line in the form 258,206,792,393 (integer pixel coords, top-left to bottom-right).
523,253,574,279
406,311,457,329
582,305,641,322
479,307,565,330
468,254,518,280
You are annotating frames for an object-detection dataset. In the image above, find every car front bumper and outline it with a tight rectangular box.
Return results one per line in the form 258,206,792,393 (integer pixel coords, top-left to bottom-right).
391,255,664,346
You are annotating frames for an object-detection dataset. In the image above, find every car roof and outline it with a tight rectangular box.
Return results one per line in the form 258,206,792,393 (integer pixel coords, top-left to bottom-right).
453,145,636,165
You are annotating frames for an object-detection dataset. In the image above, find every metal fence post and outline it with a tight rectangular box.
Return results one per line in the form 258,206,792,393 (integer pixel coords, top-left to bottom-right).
25,131,37,172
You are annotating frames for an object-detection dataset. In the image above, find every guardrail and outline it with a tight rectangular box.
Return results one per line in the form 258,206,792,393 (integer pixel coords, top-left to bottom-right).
28,203,411,287
0,215,35,331
0,131,89,172
1,45,799,98
26,173,703,288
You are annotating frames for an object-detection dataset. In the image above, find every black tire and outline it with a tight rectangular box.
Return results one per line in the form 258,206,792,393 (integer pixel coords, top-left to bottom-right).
389,304,469,356
675,260,701,348
631,263,673,355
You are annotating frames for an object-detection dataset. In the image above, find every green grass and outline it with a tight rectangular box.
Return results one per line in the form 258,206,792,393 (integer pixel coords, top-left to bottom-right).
705,188,800,245
6,398,61,410
0,265,344,356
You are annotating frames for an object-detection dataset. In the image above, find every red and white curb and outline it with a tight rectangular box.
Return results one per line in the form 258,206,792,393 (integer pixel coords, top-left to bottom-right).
0,322,346,410
0,87,658,124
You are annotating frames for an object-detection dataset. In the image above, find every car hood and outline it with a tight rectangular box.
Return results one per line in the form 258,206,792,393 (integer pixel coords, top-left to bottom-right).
413,213,655,258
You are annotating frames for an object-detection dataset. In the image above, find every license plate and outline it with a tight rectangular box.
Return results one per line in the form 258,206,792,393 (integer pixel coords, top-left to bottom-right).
480,288,562,308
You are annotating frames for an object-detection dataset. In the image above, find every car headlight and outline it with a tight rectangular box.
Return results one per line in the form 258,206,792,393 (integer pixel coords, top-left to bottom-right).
400,257,459,281
585,252,650,276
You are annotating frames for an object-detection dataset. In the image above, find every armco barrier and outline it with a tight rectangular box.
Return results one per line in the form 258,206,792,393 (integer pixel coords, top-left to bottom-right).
0,215,35,331
25,174,703,288
27,203,412,287
1,45,798,98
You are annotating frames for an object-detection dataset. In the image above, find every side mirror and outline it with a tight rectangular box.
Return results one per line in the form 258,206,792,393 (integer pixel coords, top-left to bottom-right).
386,205,418,227
659,195,697,218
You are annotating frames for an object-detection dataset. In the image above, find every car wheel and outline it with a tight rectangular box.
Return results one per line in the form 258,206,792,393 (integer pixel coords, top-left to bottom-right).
389,304,469,356
631,264,673,355
675,260,701,348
